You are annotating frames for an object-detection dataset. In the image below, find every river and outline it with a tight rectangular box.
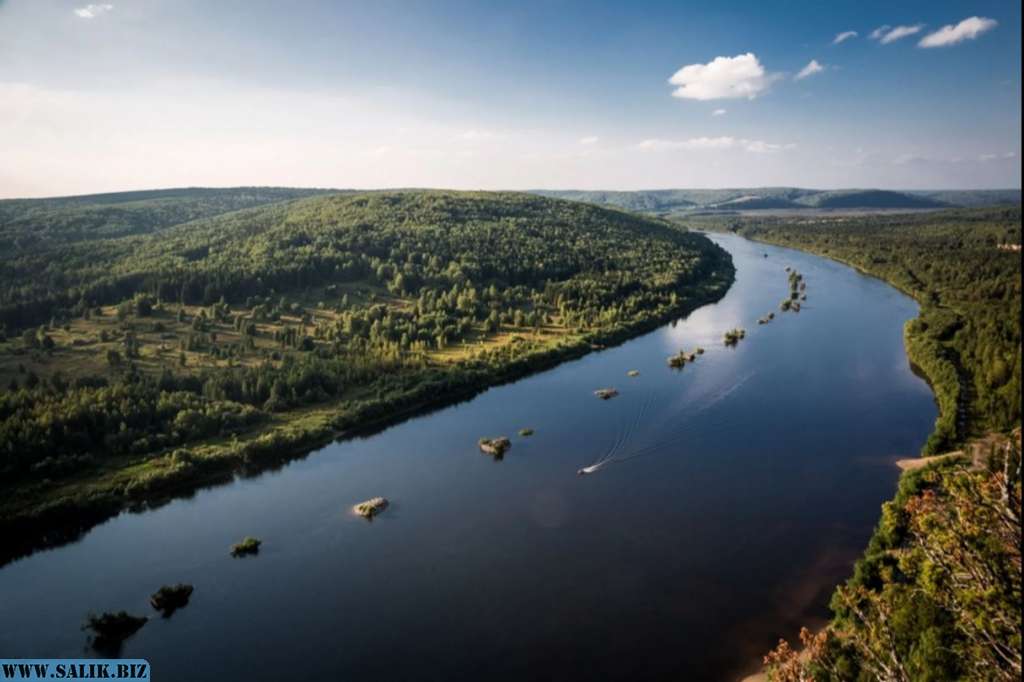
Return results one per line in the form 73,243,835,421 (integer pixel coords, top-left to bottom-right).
0,233,937,680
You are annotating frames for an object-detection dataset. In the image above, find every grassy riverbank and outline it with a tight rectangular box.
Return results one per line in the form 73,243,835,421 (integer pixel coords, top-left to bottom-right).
0,189,734,563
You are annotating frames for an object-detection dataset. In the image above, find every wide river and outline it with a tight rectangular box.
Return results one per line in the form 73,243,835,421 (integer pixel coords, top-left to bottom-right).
0,234,937,680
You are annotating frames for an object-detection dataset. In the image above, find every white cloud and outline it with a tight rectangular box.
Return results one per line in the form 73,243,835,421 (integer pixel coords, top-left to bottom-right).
668,53,778,101
873,24,925,44
74,4,114,19
795,60,825,81
833,31,858,44
637,136,792,153
869,25,891,40
578,136,599,145
918,16,997,48
711,108,727,116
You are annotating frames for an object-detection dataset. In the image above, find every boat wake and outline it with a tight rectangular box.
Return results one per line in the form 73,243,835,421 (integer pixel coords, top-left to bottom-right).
577,371,758,475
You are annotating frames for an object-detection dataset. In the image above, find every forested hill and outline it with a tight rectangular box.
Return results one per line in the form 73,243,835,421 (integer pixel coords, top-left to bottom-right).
0,190,733,552
0,186,339,252
0,191,723,332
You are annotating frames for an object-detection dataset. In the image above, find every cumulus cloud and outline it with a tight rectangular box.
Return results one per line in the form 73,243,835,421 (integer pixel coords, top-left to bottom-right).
637,136,792,153
795,60,825,80
833,31,858,44
918,16,997,48
872,24,925,44
668,53,778,100
711,108,727,116
74,4,114,19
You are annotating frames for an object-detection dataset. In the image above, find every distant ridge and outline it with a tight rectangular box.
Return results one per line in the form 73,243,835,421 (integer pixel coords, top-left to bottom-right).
532,187,1021,212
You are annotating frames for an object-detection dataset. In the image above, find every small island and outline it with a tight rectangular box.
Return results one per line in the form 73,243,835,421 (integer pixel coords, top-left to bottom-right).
479,436,512,456
668,349,701,368
84,611,147,649
230,536,262,557
353,497,389,519
627,369,640,377
150,584,194,616
593,388,619,400
723,328,746,346
518,428,534,437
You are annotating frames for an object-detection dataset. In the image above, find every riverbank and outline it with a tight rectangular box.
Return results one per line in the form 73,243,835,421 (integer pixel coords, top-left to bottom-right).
0,267,734,566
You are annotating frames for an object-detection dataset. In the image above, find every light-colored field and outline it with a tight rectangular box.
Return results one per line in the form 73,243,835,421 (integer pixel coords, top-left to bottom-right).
1,284,572,389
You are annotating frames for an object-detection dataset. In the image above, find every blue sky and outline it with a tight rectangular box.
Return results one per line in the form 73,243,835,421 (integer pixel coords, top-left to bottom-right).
0,0,1019,197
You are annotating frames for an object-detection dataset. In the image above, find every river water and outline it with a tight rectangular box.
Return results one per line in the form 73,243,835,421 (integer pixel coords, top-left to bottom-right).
0,233,937,680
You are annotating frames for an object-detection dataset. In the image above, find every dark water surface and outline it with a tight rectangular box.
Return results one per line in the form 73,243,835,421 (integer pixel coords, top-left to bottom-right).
0,234,937,681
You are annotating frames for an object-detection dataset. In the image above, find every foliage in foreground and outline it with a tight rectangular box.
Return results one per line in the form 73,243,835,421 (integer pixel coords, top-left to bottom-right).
765,434,1021,681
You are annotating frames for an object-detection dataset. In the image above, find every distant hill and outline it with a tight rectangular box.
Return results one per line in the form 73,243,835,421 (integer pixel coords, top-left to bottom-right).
0,187,340,252
907,189,1022,207
534,187,1021,213
530,190,696,212
793,189,948,209
709,195,804,210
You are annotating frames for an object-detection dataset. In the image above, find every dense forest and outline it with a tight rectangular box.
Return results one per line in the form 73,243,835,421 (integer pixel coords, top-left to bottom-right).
722,208,1022,681
0,189,733,550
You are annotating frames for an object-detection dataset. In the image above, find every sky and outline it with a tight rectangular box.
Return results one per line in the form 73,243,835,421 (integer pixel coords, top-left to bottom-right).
0,0,1020,198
